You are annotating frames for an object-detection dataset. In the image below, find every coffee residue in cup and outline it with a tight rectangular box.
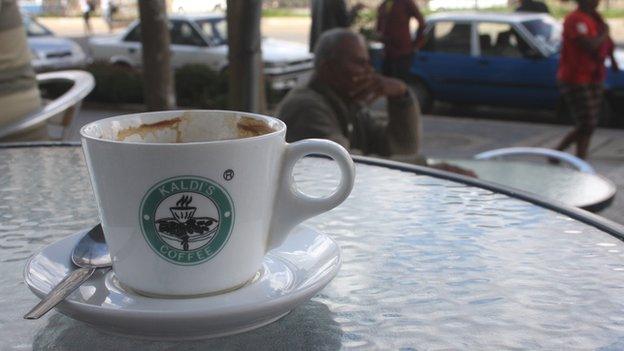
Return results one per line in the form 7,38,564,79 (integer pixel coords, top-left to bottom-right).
116,117,184,142
114,114,275,142
237,117,275,138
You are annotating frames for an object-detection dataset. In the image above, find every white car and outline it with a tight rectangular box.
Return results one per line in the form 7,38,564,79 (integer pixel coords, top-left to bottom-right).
89,13,313,91
24,15,88,72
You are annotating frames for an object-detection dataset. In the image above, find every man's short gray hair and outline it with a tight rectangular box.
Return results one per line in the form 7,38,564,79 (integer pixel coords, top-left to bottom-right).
313,28,363,69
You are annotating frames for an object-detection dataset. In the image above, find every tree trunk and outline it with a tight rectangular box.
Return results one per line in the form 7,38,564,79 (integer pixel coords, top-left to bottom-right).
227,0,266,113
138,0,175,110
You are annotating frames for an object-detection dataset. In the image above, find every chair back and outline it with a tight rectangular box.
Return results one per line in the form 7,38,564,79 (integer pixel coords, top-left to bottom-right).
0,70,95,141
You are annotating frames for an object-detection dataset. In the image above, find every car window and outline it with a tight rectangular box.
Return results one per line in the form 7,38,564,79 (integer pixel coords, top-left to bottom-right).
195,18,228,44
213,19,227,42
124,21,207,46
522,19,560,54
422,22,471,54
124,25,141,42
194,19,226,45
23,17,52,36
195,20,216,38
477,23,530,58
170,20,206,46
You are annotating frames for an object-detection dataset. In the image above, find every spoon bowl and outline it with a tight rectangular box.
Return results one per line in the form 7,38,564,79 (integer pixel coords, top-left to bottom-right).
72,224,111,268
24,224,111,319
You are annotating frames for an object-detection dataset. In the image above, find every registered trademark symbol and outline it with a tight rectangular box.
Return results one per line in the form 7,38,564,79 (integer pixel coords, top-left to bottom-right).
223,169,234,181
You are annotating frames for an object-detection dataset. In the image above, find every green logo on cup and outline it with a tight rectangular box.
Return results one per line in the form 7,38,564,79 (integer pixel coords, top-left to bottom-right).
140,176,234,265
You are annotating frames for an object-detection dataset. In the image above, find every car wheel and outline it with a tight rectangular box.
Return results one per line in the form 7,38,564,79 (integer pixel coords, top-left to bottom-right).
408,78,433,114
556,97,614,128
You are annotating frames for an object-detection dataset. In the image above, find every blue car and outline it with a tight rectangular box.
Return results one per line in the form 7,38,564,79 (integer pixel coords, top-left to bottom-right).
401,12,624,125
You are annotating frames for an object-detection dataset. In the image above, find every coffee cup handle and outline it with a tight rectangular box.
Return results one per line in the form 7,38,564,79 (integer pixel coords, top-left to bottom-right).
268,139,355,250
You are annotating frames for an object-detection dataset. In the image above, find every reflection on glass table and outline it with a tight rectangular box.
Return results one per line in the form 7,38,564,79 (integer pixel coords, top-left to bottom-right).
440,158,615,212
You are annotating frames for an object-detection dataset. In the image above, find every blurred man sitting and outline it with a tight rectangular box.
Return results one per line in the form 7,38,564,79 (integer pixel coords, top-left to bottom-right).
277,28,475,176
0,0,41,131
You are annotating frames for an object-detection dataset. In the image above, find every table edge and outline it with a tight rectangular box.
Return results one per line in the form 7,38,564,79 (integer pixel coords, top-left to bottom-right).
0,141,81,148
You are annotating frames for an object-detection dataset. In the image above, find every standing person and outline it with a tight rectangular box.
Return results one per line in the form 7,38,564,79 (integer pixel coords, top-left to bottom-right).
553,0,619,160
376,0,425,81
515,0,550,14
102,0,116,33
80,0,94,35
309,0,365,52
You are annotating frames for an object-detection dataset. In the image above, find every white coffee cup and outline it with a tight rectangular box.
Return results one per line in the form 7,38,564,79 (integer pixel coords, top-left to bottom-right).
80,110,355,296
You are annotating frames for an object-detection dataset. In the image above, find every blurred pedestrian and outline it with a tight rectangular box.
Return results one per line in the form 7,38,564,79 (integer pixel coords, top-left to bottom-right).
309,0,365,52
80,0,94,35
277,29,476,177
554,0,619,160
102,0,117,33
376,0,425,81
0,0,42,137
515,0,550,14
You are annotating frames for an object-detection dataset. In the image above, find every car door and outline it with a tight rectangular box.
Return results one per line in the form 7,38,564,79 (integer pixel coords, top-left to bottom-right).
414,20,483,104
119,24,143,66
473,21,558,108
169,20,211,68
192,18,229,72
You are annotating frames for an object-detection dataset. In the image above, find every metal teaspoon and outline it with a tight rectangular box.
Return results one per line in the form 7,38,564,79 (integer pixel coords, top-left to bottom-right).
24,224,111,319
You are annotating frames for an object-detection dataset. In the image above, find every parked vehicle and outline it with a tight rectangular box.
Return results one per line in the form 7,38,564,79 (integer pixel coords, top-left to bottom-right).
89,13,313,91
24,16,88,72
405,13,624,125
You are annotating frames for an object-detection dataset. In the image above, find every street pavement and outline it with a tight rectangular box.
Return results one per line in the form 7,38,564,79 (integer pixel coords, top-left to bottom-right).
67,106,624,226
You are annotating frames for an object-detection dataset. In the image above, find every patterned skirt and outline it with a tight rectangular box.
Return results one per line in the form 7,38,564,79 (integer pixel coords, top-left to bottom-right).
558,82,604,129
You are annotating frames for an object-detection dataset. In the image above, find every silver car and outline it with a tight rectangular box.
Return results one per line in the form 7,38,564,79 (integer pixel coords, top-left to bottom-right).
89,14,313,91
24,16,88,72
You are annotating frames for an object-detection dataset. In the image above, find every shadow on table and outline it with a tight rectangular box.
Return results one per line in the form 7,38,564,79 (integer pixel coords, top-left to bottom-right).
32,300,342,351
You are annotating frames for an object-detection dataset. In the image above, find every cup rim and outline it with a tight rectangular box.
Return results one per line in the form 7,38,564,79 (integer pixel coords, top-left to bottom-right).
80,109,287,146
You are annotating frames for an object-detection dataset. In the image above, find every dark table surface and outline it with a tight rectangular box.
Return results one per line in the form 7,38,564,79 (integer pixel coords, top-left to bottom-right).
441,158,617,212
2,144,624,350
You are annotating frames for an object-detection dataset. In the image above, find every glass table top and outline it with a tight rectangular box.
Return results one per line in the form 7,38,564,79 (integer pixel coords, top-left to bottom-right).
1,146,624,350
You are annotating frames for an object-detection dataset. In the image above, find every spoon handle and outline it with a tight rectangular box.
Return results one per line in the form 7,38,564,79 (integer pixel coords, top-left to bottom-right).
24,267,96,319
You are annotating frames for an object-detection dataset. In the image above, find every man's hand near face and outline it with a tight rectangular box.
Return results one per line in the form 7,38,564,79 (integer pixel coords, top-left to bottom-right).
348,73,408,104
346,72,477,178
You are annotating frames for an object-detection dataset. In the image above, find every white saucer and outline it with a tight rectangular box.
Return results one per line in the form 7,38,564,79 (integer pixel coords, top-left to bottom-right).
24,225,341,340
